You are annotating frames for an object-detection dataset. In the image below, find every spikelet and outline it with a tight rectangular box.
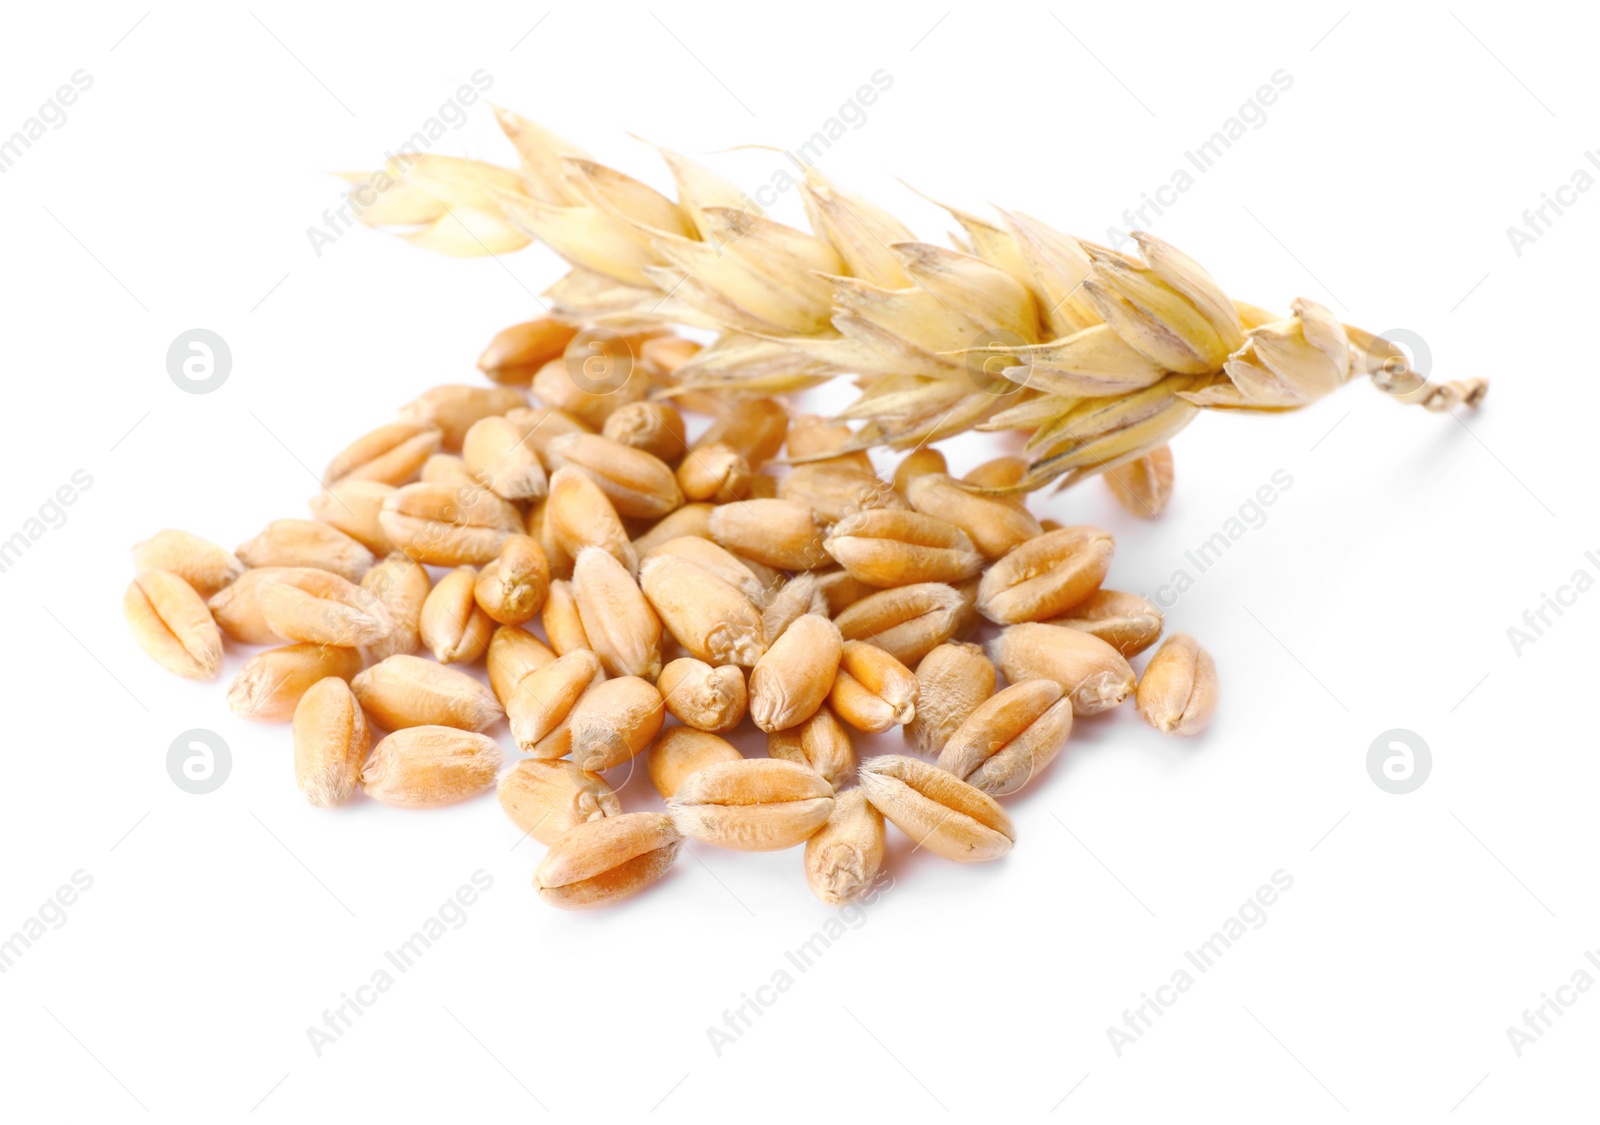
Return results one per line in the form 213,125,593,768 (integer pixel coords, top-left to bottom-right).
345,115,1487,493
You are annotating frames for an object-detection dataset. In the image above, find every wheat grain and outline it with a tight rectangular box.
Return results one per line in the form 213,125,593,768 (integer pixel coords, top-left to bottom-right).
646,727,744,799
352,655,504,733
420,567,495,664
903,641,997,758
359,552,431,662
803,788,885,905
477,317,578,386
361,726,502,809
228,643,362,723
1047,589,1164,658
658,658,747,733
236,519,374,581
534,812,681,910
130,530,244,597
499,758,620,845
397,384,524,450
936,679,1073,796
324,420,442,487
293,677,371,808
123,570,223,680
1136,633,1218,735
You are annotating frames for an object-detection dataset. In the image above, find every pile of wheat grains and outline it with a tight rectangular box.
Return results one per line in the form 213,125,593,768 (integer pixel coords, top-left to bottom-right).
123,321,1215,910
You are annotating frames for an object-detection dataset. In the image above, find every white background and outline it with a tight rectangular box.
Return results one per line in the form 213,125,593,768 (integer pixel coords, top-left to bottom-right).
0,1,1591,1120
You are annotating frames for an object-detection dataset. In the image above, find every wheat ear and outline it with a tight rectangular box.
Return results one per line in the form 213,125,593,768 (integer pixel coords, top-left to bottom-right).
341,109,1486,492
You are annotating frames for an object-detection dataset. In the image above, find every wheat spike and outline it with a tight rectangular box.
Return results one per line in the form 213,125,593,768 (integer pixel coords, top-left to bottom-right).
343,110,1487,493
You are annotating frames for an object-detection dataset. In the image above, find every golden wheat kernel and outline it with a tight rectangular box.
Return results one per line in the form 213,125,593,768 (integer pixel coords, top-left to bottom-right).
775,460,871,506
530,583,581,659
892,448,948,496
124,570,223,680
962,455,1030,491
815,569,876,615
359,553,431,662
639,553,766,667
904,473,1042,560
1047,589,1164,658
509,649,601,754
952,574,983,636
603,400,688,464
559,676,665,771
255,568,394,648
504,405,594,462
474,535,551,626
760,573,826,641
843,641,916,716
323,420,442,487
748,614,843,732
630,503,715,557
642,536,766,602
639,334,700,378
676,442,754,503
499,758,621,845
708,499,828,571
486,624,555,703
534,812,682,910
478,317,580,385
694,397,789,466
547,464,640,572
570,324,663,366
397,384,525,450
731,552,783,597
823,508,983,587
572,547,662,680
977,526,1114,624
532,356,650,429
130,530,245,597
361,726,502,809
826,670,890,734
803,788,885,905
293,677,371,808
463,414,548,502
828,642,917,734
857,755,1014,863
420,453,479,490
1104,444,1174,518
767,706,855,787
526,498,573,580
904,642,997,758
990,622,1136,716
378,482,522,567
785,413,872,469
778,462,903,526
667,758,835,852
352,655,505,733
419,567,493,664
647,728,744,799
936,679,1073,796
481,621,546,690
657,658,746,732
543,432,683,520
1136,632,1217,735
832,581,966,668
558,327,660,415
236,519,375,582
310,478,396,556
228,643,362,723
